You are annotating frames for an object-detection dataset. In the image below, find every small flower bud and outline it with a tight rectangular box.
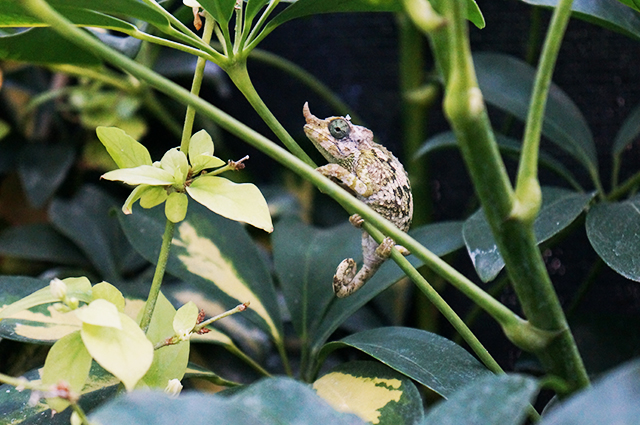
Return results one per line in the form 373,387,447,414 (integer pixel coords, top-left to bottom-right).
49,278,67,300
164,379,183,398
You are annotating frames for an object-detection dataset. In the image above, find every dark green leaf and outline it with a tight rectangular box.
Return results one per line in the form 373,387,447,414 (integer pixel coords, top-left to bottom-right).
612,101,640,156
521,0,640,41
0,223,87,266
464,187,595,282
118,201,284,345
586,195,640,281
414,132,581,189
318,327,491,398
263,0,484,33
49,185,128,282
539,358,640,425
90,377,366,424
0,0,170,30
311,221,465,351
18,144,75,208
475,52,598,181
198,0,237,25
313,360,424,425
0,28,101,66
422,374,539,425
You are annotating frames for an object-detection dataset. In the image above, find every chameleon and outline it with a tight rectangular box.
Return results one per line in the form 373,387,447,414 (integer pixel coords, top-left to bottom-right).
302,102,413,298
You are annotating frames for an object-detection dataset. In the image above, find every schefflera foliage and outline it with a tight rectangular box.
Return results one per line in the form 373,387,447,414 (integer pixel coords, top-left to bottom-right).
97,126,273,231
0,277,201,413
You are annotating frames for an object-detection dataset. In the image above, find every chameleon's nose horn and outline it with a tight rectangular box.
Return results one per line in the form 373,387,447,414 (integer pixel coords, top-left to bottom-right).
303,102,320,124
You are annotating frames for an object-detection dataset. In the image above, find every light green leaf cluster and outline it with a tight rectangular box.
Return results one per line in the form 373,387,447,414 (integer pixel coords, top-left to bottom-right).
98,126,273,231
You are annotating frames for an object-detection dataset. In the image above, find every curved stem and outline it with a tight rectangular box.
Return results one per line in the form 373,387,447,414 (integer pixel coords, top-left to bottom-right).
225,61,316,167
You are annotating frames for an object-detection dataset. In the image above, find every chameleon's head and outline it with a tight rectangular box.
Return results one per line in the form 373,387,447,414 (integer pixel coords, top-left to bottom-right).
303,102,373,164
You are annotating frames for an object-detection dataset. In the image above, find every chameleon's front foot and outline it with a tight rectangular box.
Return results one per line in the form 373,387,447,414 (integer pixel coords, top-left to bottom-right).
332,237,396,298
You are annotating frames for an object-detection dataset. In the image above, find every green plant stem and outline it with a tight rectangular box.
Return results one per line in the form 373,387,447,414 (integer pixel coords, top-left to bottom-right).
71,403,91,425
25,0,526,376
140,219,175,333
224,61,316,167
181,12,215,153
398,13,432,225
413,0,589,394
363,223,503,374
608,168,640,200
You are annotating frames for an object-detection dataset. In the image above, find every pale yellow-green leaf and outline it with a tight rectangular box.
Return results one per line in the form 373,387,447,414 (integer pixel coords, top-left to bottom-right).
0,277,92,321
140,185,168,209
102,165,175,186
173,222,279,342
122,185,151,214
313,372,403,423
189,129,214,158
192,155,226,174
75,299,122,329
140,292,189,389
173,301,199,337
81,312,153,391
165,192,188,223
96,126,152,168
160,148,189,184
91,282,125,312
42,331,92,413
186,176,273,233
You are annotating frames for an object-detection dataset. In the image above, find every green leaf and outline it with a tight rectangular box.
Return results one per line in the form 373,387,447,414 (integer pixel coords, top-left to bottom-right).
539,358,640,424
188,129,225,174
0,364,119,425
0,28,101,66
318,327,491,398
612,102,640,157
18,144,75,208
118,202,284,348
41,331,92,413
90,376,367,424
102,165,176,186
415,131,581,190
49,185,136,282
165,192,188,223
186,175,273,232
81,312,153,391
160,148,189,184
521,0,640,41
141,292,190,389
422,374,539,425
313,360,423,425
0,223,88,266
173,301,199,337
198,0,238,25
96,126,152,169
76,299,122,329
264,0,484,33
464,187,595,282
0,276,92,322
184,362,241,387
586,195,640,281
91,281,125,313
140,185,169,209
474,52,598,181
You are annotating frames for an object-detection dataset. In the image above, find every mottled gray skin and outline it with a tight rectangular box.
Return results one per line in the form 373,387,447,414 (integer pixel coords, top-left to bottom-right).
303,102,413,297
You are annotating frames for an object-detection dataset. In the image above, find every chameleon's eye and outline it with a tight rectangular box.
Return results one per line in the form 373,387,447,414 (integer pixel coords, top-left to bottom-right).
328,118,351,139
